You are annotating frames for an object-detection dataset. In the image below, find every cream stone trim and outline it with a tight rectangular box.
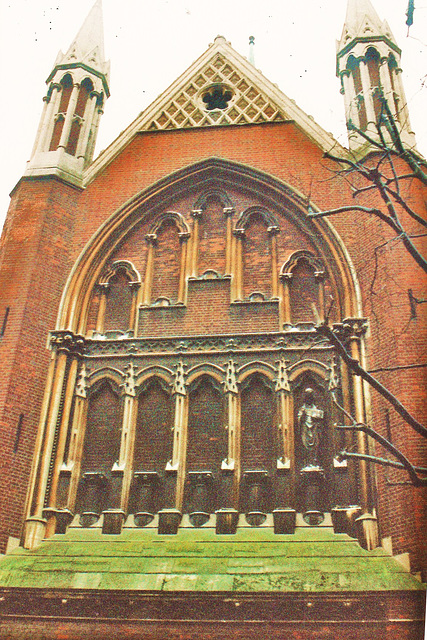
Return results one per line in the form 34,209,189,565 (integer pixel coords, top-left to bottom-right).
84,38,343,186
45,356,80,533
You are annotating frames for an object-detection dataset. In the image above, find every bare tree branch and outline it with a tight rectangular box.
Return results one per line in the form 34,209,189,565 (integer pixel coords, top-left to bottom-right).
317,323,427,438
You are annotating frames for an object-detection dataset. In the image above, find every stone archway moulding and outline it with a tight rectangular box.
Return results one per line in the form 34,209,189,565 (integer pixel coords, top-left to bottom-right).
57,157,362,334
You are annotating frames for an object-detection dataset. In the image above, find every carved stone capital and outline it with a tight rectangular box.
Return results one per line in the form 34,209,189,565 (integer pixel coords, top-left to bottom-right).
50,331,86,356
97,282,111,293
279,272,293,283
314,270,326,281
342,317,368,339
145,233,158,246
267,225,280,237
191,209,203,220
178,231,191,243
332,318,368,342
233,228,245,239
223,207,235,217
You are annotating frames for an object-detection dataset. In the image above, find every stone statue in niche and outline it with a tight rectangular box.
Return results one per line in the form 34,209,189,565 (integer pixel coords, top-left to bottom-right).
298,388,324,467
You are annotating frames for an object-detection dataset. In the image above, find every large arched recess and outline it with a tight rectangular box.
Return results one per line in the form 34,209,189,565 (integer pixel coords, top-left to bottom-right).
58,158,361,332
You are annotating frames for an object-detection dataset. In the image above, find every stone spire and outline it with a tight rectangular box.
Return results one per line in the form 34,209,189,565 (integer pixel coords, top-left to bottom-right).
338,0,397,50
337,0,416,152
54,0,110,83
25,0,110,186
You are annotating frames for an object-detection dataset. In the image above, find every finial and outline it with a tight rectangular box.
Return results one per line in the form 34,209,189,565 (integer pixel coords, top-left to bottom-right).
249,35,255,65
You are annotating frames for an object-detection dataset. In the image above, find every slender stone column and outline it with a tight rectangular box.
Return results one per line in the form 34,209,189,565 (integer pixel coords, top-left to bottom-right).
118,363,138,512
58,83,80,149
86,103,104,164
31,91,50,157
40,84,61,153
224,207,235,275
392,67,413,135
76,91,98,160
66,363,89,509
142,234,157,305
340,319,378,549
268,226,280,298
233,228,245,301
44,355,80,536
222,360,240,506
23,332,86,548
341,71,360,129
128,281,141,333
178,232,190,303
279,272,293,326
275,359,292,468
379,59,397,119
315,271,326,322
24,350,58,520
170,362,188,510
95,283,110,334
359,60,377,128
190,210,203,277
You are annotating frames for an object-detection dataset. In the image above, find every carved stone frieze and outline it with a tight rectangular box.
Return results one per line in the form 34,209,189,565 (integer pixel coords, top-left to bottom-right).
84,329,331,358
275,358,291,392
122,362,137,397
172,360,187,396
75,362,88,398
224,359,238,394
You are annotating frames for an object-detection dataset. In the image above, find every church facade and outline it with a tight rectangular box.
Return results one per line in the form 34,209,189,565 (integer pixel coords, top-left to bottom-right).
0,1,425,637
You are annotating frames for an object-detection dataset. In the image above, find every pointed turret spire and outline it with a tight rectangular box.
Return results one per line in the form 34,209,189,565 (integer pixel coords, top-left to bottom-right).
339,0,397,50
56,0,109,83
25,0,110,186
337,0,416,152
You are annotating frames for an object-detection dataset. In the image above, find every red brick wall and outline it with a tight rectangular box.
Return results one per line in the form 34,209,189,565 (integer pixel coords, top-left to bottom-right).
243,215,272,299
104,271,133,332
0,121,425,574
198,197,226,276
151,221,181,303
289,258,319,323
81,382,122,474
186,377,226,472
240,375,277,472
133,380,173,472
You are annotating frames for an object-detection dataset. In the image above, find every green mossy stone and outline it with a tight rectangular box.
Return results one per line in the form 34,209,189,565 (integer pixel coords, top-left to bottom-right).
0,526,424,592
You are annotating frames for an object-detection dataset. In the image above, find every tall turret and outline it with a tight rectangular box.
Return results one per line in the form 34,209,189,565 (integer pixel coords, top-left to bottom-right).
25,0,110,186
337,0,416,152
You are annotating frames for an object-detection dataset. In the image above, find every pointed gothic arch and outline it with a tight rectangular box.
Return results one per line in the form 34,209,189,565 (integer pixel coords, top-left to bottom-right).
57,157,362,334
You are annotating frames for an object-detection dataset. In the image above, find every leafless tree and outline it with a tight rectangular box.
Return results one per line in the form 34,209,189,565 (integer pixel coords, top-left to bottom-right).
309,96,427,485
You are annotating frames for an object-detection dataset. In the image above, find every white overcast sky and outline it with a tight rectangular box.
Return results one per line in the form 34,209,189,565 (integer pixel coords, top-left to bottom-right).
0,0,426,231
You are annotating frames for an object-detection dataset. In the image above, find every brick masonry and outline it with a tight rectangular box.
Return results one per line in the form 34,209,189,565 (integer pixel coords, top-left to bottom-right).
0,122,425,579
